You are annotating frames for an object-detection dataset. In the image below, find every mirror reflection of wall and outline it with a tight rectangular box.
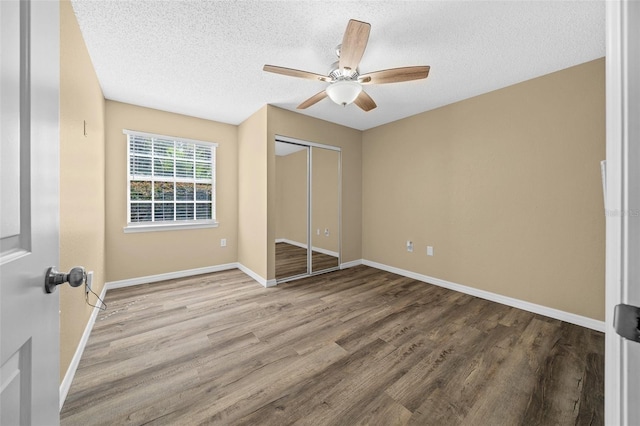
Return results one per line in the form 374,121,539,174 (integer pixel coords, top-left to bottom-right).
275,142,308,280
275,139,341,283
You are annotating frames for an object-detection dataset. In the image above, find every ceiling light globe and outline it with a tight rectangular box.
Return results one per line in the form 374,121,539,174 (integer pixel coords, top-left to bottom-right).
326,81,362,106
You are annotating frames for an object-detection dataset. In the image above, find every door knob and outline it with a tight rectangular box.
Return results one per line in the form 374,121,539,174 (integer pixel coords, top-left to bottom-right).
44,266,85,293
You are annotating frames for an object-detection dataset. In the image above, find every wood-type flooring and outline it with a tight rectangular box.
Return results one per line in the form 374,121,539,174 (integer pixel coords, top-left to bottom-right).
276,242,338,280
61,266,604,425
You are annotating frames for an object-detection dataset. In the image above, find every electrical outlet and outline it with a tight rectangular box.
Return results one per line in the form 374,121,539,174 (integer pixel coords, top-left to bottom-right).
221,238,227,247
324,228,329,237
407,241,413,252
85,271,94,294
427,246,434,256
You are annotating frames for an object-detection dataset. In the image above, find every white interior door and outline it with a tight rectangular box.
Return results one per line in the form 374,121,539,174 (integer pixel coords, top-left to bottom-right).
1,0,61,424
605,1,640,425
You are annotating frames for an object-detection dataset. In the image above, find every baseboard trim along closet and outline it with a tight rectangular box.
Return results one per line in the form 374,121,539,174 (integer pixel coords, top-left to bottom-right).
275,238,339,258
59,282,108,411
237,263,277,288
340,259,363,269
362,259,605,333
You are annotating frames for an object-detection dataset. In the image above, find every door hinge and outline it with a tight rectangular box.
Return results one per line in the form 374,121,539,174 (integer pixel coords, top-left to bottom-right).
614,303,640,343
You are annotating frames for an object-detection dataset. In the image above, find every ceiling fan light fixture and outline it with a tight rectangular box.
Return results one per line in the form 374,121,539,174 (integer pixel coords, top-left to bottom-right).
263,19,427,112
326,80,362,106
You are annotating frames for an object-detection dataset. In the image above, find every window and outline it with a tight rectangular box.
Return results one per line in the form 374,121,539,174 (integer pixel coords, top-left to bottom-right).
123,129,218,232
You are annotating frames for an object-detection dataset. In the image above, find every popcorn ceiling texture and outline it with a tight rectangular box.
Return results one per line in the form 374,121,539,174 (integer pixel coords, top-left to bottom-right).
71,0,604,131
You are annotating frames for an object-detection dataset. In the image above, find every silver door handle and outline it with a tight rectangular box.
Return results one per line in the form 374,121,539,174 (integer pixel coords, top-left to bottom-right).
44,266,85,293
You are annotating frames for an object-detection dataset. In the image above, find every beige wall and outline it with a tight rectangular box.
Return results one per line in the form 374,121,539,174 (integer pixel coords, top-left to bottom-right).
362,58,606,321
59,0,106,382
267,106,363,280
276,149,308,245
238,106,268,279
104,101,238,281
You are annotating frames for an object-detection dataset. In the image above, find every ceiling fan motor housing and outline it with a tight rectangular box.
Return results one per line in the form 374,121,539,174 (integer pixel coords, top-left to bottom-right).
328,61,359,81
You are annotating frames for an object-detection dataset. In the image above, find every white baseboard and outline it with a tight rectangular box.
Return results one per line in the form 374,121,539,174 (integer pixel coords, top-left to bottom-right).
59,282,107,411
237,263,277,288
276,238,339,258
340,259,363,269
362,259,605,333
313,246,339,258
277,238,307,250
105,262,278,291
105,263,239,290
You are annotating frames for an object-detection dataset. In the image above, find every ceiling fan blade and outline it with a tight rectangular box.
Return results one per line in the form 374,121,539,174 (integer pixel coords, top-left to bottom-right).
263,65,330,82
339,19,371,72
354,90,377,112
359,66,430,85
297,91,328,109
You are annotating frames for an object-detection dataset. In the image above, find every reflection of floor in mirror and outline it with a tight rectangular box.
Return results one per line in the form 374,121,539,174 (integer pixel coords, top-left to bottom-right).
276,242,338,280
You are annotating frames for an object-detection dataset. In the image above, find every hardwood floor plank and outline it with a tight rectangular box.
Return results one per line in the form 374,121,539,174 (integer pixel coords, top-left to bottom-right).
233,338,396,426
61,266,604,425
575,351,605,425
519,322,601,425
385,322,487,413
173,343,348,424
457,318,562,425
353,392,413,426
303,334,439,426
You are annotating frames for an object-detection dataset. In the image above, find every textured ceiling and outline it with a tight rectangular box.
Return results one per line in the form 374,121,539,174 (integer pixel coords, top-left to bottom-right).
71,1,605,131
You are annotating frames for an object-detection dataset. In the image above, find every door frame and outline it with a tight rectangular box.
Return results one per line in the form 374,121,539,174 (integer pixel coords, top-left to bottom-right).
605,0,640,424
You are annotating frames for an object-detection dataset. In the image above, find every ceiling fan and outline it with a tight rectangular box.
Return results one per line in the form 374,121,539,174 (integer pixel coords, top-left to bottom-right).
263,19,430,112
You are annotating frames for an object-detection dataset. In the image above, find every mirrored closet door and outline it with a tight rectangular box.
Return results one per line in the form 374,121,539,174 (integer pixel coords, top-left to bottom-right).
311,147,340,273
275,141,309,281
275,138,341,282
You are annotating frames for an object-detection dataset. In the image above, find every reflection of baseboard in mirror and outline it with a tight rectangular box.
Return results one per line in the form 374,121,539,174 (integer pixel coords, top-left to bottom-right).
275,238,338,258
275,136,341,282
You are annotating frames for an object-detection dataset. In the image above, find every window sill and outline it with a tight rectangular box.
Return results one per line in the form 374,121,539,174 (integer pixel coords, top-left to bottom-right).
123,221,219,233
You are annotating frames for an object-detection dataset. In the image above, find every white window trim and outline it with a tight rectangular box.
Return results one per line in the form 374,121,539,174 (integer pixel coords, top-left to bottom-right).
124,221,219,233
123,129,219,233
